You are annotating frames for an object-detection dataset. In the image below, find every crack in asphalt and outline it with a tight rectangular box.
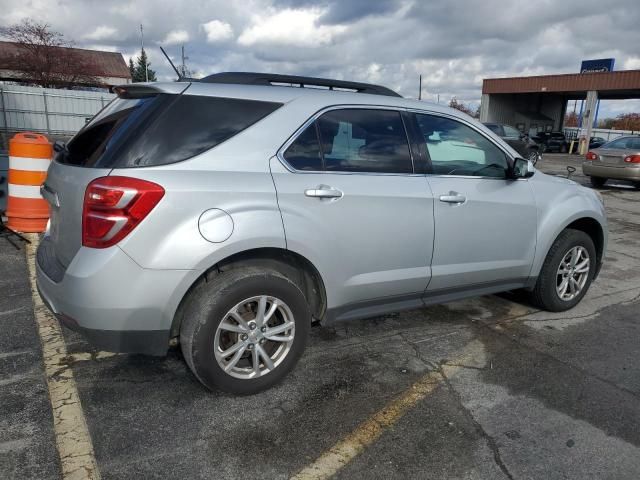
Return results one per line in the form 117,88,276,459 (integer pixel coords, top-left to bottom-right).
607,249,640,262
437,361,515,480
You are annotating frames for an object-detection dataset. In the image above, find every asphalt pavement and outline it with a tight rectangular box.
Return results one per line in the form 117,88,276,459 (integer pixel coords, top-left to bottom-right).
1,153,639,479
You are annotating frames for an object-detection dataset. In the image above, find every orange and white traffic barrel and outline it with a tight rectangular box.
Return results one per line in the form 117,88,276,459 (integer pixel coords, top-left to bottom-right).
5,133,52,232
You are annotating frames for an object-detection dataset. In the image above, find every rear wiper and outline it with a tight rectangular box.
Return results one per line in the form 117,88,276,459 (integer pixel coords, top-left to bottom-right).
53,140,68,153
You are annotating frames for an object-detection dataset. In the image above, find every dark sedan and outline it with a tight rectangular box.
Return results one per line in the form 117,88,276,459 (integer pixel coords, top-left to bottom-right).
533,132,569,153
483,123,541,162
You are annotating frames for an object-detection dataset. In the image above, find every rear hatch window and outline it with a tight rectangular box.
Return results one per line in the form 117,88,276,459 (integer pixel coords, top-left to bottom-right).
57,94,283,168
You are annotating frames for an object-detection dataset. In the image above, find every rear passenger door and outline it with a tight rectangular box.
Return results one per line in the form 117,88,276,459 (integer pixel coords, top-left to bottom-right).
270,107,435,315
413,112,538,293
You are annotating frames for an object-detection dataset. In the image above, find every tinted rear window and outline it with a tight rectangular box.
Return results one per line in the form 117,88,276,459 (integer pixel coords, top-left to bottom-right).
58,94,282,168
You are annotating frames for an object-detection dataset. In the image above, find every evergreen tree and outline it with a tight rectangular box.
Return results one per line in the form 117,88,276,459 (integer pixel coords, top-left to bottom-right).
128,57,135,80
131,48,156,82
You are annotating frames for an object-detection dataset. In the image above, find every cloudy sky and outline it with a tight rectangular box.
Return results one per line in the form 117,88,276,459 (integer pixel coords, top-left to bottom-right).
2,0,640,118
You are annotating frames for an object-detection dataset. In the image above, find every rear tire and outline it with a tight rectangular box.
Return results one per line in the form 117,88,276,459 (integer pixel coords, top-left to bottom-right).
590,176,607,188
529,229,596,312
633,182,640,190
560,144,568,153
180,267,310,394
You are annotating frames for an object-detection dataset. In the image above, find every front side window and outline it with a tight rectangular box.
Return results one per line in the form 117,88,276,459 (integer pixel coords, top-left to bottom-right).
316,109,413,174
416,114,509,178
283,124,323,171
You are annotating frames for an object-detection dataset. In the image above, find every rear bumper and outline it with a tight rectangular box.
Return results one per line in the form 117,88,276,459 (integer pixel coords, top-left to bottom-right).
36,236,195,356
582,162,640,181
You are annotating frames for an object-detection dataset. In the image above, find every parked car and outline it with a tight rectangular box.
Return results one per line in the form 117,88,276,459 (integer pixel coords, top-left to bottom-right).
36,73,607,394
582,135,640,189
533,132,570,153
570,136,607,154
483,122,541,163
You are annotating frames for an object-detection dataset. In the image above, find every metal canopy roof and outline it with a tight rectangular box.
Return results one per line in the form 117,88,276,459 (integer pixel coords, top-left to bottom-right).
482,70,640,99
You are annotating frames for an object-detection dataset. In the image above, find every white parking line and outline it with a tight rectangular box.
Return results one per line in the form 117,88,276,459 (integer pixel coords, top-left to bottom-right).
291,339,485,480
25,235,101,480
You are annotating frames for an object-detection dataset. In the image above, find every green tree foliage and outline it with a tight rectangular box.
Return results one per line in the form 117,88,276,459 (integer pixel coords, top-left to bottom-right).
130,48,156,82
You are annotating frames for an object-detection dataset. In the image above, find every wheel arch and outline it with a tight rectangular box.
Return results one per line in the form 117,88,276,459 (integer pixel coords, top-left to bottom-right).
170,247,327,338
564,217,605,276
533,215,606,283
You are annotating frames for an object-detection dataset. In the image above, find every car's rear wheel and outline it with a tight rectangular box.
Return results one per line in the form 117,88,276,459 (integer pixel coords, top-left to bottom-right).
633,182,640,190
590,176,607,188
180,267,310,394
529,229,596,312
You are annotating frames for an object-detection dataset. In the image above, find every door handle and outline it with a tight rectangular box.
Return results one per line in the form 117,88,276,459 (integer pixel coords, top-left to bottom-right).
439,194,466,204
304,187,343,199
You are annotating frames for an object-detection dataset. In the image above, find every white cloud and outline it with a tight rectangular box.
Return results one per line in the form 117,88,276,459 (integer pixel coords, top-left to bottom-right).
202,20,233,42
163,29,190,45
623,57,640,70
238,8,347,47
83,44,118,52
83,25,117,41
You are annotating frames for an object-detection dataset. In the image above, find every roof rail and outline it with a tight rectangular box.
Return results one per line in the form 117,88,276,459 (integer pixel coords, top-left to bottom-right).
199,72,402,97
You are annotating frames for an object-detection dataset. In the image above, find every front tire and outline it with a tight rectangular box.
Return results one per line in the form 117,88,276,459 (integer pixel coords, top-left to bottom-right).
180,267,310,394
529,229,596,312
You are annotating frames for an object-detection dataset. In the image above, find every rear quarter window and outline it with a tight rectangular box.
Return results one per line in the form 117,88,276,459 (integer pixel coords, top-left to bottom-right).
59,94,282,168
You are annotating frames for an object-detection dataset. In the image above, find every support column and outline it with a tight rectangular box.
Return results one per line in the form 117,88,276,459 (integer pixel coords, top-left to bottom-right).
579,90,598,155
479,94,490,122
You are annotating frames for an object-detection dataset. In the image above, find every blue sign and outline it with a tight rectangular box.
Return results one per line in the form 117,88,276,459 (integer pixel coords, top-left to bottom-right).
580,58,615,74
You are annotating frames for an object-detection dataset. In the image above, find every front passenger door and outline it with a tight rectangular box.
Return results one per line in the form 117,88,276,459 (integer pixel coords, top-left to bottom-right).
271,108,435,313
414,113,538,293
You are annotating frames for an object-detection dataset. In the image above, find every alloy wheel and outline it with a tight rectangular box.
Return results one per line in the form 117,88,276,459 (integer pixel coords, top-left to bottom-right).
556,246,590,301
214,295,295,379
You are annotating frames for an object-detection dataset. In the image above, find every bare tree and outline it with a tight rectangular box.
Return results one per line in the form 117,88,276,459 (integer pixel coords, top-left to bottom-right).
0,19,100,88
449,97,479,118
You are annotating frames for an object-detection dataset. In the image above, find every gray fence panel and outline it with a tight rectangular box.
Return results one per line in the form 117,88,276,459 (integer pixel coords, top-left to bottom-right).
0,84,115,151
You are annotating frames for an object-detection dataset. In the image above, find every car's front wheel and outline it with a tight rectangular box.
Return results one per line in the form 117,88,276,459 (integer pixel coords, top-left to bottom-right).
529,229,596,312
180,267,310,394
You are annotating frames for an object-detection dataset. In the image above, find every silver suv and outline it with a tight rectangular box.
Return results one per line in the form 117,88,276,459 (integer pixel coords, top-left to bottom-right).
36,73,607,394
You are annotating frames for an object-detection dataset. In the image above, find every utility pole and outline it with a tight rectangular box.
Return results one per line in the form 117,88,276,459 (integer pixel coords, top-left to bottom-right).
418,75,422,100
140,24,148,82
181,45,189,78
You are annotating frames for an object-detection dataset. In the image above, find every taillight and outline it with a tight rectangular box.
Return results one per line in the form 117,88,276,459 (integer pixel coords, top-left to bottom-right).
82,176,164,248
624,155,640,164
585,151,598,160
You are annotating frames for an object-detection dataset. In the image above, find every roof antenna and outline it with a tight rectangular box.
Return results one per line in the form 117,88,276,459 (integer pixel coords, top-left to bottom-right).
159,46,183,81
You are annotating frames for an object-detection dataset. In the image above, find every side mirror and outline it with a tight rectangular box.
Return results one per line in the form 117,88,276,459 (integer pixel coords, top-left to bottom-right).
512,158,535,179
